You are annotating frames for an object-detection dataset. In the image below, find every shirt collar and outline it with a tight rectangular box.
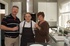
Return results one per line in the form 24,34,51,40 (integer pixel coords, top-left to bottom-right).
25,20,32,23
10,14,17,20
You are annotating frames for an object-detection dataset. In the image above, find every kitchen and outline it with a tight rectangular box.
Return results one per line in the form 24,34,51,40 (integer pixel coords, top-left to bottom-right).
0,0,70,46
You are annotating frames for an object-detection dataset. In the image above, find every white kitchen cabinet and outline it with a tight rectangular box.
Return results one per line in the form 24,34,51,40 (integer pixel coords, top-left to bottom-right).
38,2,57,22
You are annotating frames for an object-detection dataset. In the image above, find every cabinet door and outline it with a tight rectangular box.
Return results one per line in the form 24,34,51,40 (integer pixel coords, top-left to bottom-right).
38,2,57,22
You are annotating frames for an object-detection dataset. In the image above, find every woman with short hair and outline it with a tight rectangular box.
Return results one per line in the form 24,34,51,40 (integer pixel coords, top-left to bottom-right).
35,12,49,43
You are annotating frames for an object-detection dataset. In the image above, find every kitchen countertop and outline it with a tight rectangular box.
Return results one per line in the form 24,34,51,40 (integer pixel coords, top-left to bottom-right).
49,33,65,46
50,35,65,42
64,28,70,33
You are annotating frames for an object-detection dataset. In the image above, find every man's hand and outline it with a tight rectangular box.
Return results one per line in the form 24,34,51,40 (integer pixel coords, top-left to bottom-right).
12,26,18,31
0,25,19,31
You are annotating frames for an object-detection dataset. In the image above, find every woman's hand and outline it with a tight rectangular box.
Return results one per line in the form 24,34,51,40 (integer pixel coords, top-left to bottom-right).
35,23,39,28
35,24,41,30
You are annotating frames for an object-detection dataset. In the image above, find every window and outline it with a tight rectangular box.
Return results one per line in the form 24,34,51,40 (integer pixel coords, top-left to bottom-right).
59,2,70,28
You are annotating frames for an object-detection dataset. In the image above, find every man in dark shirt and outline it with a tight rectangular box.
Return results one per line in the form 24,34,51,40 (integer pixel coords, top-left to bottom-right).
0,6,20,46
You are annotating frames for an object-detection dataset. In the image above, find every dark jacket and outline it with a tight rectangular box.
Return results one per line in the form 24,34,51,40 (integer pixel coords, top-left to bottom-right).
35,21,49,43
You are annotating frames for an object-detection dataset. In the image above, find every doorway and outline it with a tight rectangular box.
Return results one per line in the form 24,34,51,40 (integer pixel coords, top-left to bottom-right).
0,2,5,46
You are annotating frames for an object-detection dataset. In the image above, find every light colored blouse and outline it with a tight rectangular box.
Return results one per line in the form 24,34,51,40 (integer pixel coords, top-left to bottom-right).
20,20,36,34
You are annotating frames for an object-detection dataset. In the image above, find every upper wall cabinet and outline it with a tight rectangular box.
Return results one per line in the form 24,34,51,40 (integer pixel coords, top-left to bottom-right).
38,2,57,22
